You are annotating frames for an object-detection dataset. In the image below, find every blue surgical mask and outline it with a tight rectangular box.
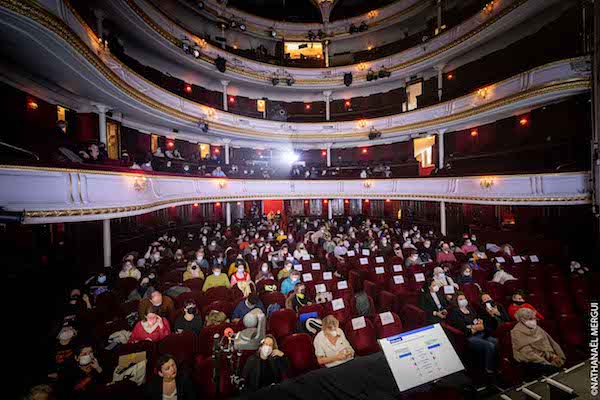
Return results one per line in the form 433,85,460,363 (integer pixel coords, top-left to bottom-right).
97,276,107,284
458,299,468,307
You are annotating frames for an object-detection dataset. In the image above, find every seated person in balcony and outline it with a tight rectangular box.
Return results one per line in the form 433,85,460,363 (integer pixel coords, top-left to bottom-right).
491,262,518,284
203,265,231,292
511,308,565,375
193,250,210,271
433,266,459,290
242,334,289,393
231,262,252,287
479,293,510,335
461,238,479,254
207,239,222,254
78,143,102,163
286,282,312,312
277,260,294,281
360,170,368,178
130,306,171,343
144,354,196,400
153,147,165,158
118,260,141,280
172,148,184,160
280,270,301,295
508,290,544,321
57,344,105,399
212,166,227,177
228,254,250,276
232,292,265,324
314,315,355,368
255,262,274,283
418,278,448,325
405,251,423,268
448,292,498,374
183,261,204,282
402,238,417,250
139,290,176,321
174,299,203,335
48,326,79,380
436,242,457,263
384,166,392,178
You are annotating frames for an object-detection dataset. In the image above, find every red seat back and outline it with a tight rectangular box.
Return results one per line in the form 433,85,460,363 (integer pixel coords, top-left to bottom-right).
373,311,403,338
260,291,287,309
280,333,319,376
268,309,297,341
344,317,380,356
204,286,231,303
157,331,198,371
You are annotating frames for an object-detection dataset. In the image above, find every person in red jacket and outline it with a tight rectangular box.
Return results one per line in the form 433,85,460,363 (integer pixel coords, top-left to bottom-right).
507,290,544,321
129,306,171,343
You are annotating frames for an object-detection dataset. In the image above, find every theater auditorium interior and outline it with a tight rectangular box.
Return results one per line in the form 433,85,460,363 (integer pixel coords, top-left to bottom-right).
1,0,599,399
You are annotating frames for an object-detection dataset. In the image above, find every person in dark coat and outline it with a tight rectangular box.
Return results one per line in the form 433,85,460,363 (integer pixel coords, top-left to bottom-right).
144,354,196,400
479,293,511,335
242,335,289,392
418,277,449,325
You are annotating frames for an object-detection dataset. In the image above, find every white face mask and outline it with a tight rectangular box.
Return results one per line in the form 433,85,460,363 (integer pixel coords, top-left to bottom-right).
524,320,537,329
432,285,440,293
261,266,268,273
464,271,471,276
79,354,93,366
285,265,292,271
153,254,160,261
458,299,468,308
213,271,221,277
197,256,203,261
329,329,338,337
238,267,245,274
438,273,446,279
59,329,74,341
261,345,273,358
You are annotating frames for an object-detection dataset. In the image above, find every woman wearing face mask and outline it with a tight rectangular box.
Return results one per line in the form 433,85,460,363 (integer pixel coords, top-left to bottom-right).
286,282,312,312
183,261,205,282
193,251,210,271
293,243,309,260
48,326,79,380
280,270,301,295
242,335,288,392
58,344,104,399
479,293,510,334
511,308,565,376
314,315,355,368
461,239,478,254
508,290,544,321
277,260,294,281
172,249,185,265
174,300,203,335
433,266,459,290
448,292,498,374
144,354,196,400
405,250,423,268
419,278,449,324
457,264,476,285
255,262,274,283
230,262,252,287
228,255,250,277
202,265,231,292
491,262,517,284
118,260,141,280
129,306,171,343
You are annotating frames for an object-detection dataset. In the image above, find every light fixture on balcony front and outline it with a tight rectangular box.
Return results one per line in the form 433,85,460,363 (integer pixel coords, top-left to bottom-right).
134,176,148,192
363,180,373,189
483,1,495,15
477,87,489,99
357,119,368,128
218,179,227,189
480,178,494,189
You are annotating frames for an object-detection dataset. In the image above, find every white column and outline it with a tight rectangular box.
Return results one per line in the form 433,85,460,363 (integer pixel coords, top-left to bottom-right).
226,202,232,226
437,128,447,168
93,104,110,145
221,80,230,111
102,219,111,267
323,90,332,121
327,200,333,220
440,201,447,236
434,64,445,101
326,143,333,167
222,139,231,165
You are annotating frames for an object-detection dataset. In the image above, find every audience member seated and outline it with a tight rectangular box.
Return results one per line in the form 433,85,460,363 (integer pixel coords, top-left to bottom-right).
24,384,55,400
491,262,518,284
130,305,171,343
231,263,252,286
212,166,226,177
286,282,312,313
511,308,566,376
48,326,79,380
405,250,423,267
153,147,165,158
202,265,231,292
508,290,544,321
280,270,301,295
138,290,176,321
479,293,510,335
418,239,435,262
242,335,289,393
418,278,449,325
456,264,476,285
144,354,196,399
433,266,459,290
118,260,141,280
461,239,479,254
278,260,294,281
78,143,103,164
232,292,265,323
183,261,204,281
193,251,210,271
57,344,105,399
437,242,457,263
353,280,373,318
448,292,498,374
228,256,250,276
255,262,274,282
173,299,203,335
314,315,355,368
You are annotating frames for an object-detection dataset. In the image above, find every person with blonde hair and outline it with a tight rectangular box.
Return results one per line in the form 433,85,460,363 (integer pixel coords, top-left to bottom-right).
118,260,141,280
511,307,565,376
313,315,355,368
183,261,205,281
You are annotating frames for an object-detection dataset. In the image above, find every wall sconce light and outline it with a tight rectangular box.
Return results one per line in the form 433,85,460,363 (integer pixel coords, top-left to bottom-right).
483,1,495,15
27,100,39,110
206,108,216,118
357,62,368,71
217,179,227,189
477,88,489,99
480,178,494,190
357,119,368,128
198,39,207,47
133,176,148,192
367,10,378,19
363,180,373,189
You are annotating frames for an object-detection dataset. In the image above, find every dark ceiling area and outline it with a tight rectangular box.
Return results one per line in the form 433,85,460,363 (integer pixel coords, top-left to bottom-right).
329,0,398,21
227,0,322,23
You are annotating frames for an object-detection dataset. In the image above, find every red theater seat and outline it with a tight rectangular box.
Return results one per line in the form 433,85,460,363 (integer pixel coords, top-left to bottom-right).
496,321,522,386
324,297,353,325
344,317,380,356
373,311,403,338
204,286,231,303
399,304,426,332
256,278,277,293
268,309,297,341
182,278,204,291
298,303,325,318
201,300,234,320
158,331,198,371
174,291,204,309
280,333,319,376
192,354,235,399
260,291,287,309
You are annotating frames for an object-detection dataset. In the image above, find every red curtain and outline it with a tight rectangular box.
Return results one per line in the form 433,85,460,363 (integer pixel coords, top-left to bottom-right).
264,200,283,215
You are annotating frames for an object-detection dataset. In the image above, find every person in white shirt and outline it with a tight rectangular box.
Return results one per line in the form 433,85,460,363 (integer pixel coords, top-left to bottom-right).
402,238,417,250
433,266,459,290
293,243,309,260
314,315,355,368
491,262,518,284
359,170,367,179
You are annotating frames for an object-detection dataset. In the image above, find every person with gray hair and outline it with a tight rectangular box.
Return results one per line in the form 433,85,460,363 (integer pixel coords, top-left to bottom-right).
511,307,566,377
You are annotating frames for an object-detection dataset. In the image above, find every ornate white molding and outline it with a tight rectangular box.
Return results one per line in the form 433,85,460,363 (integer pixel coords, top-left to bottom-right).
0,166,590,224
